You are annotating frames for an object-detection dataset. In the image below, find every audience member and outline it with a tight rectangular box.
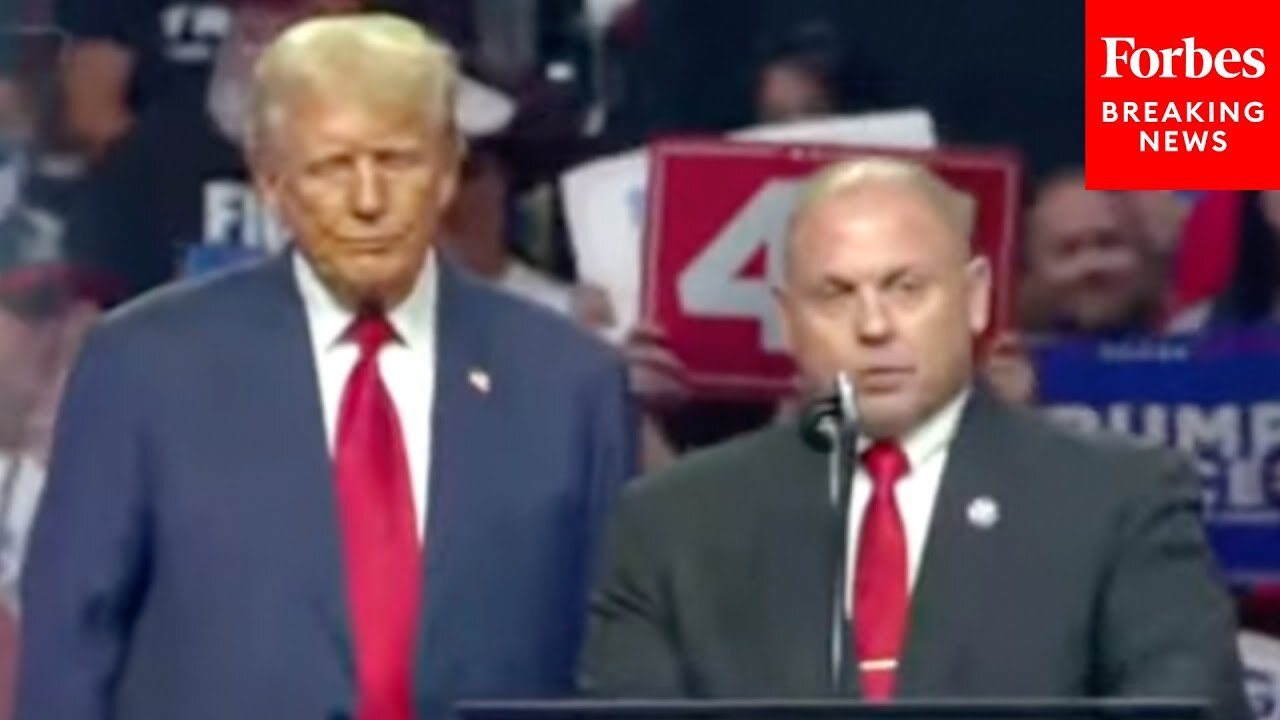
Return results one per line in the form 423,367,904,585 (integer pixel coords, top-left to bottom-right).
751,20,893,126
0,55,111,611
67,0,358,297
755,22,848,124
1168,191,1280,333
981,332,1038,405
0,64,56,266
0,237,102,612
441,135,576,314
1019,168,1166,337
54,0,234,156
0,165,107,720
0,51,113,603
1167,191,1242,317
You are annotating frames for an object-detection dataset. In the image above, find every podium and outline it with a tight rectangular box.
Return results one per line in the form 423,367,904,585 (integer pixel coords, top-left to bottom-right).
455,698,1210,720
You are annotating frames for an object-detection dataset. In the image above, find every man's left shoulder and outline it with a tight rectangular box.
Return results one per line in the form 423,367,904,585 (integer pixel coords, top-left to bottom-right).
467,275,622,378
995,397,1193,499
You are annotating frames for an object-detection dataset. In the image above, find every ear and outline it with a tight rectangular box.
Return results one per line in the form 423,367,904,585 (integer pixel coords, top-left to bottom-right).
248,145,284,217
966,255,993,335
433,134,465,212
435,164,460,213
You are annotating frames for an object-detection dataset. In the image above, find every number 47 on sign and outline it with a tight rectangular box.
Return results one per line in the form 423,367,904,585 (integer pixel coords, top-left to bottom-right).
642,138,1023,400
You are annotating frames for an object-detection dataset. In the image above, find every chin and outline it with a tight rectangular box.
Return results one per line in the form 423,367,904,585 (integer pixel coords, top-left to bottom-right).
857,401,916,439
352,268,421,305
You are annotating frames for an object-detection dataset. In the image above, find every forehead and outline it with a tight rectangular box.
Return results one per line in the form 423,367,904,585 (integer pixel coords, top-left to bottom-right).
1032,184,1121,242
790,184,964,269
762,63,824,91
276,88,438,150
1260,191,1280,226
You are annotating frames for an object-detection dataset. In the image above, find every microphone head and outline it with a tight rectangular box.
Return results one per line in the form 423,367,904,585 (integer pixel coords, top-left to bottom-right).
799,395,840,452
798,372,859,452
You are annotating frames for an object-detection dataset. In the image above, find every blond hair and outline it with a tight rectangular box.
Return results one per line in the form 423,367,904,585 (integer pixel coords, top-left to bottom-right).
247,13,459,157
792,156,978,249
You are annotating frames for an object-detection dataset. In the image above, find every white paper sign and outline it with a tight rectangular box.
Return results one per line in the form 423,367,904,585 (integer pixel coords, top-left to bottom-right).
1242,629,1280,720
729,108,936,147
559,149,649,343
560,108,938,344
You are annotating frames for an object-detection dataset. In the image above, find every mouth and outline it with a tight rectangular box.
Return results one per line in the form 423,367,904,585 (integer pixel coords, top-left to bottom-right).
341,238,399,255
856,367,915,393
1075,270,1128,294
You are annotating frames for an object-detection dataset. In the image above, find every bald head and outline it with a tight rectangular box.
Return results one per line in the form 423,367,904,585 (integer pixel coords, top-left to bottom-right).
247,13,459,160
774,155,990,438
786,156,976,278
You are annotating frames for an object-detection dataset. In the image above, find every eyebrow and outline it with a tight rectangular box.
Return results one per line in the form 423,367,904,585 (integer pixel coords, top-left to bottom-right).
882,267,918,284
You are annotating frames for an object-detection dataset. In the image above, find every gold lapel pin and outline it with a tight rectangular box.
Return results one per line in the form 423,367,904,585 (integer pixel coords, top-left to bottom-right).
468,368,491,395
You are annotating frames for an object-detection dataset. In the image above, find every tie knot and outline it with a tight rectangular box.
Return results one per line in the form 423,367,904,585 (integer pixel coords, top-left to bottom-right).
861,440,909,492
346,311,397,356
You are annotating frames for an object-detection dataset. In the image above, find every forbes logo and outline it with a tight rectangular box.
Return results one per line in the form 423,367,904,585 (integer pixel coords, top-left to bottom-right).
1101,37,1265,78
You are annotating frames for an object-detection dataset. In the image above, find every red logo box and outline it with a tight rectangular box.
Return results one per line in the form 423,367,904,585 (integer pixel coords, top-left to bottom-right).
1085,0,1280,189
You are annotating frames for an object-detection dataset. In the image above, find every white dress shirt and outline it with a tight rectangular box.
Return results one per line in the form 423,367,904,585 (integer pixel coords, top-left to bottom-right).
844,389,970,617
293,252,437,540
0,452,47,614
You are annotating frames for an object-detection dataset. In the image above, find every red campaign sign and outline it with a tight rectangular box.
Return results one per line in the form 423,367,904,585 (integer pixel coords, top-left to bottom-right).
642,138,1022,400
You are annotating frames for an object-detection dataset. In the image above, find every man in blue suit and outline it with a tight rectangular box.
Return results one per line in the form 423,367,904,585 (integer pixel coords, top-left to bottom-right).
16,14,636,720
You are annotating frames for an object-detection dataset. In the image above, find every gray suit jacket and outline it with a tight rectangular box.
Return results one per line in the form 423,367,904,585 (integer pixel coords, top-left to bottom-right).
579,387,1249,720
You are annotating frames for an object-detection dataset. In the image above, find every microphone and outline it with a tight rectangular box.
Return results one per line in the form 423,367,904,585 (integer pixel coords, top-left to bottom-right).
797,372,860,690
799,372,858,453
798,395,840,452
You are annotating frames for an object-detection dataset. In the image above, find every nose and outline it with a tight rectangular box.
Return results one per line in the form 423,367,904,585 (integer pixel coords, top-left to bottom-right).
854,287,893,343
349,155,386,220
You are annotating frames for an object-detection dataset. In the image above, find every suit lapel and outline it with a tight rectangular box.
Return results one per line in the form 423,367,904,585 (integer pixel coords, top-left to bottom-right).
416,260,504,696
255,255,506,703
251,254,354,674
896,386,1013,697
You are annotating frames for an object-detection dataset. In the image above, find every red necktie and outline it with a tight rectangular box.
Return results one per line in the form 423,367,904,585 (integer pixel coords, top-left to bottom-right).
853,440,910,700
335,312,420,720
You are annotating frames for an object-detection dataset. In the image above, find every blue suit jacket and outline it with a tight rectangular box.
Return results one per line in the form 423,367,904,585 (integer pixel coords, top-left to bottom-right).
16,254,638,719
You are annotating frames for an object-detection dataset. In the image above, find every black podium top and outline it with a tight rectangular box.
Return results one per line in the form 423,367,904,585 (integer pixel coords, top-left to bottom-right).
455,698,1210,720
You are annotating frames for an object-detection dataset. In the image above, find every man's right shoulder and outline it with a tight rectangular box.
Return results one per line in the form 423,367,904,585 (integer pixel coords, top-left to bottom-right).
619,422,798,519
95,259,283,344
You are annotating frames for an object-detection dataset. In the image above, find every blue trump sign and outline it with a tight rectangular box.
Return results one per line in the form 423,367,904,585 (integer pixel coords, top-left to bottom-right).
1034,331,1280,583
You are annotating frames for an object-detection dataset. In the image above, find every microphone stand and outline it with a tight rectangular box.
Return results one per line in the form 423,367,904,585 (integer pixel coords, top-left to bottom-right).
799,373,859,693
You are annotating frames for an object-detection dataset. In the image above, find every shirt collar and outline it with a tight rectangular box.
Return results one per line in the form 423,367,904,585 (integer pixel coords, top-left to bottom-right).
292,248,438,352
859,386,970,474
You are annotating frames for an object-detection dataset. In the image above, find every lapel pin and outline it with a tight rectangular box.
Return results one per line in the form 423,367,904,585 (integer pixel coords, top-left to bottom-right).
468,368,491,395
966,496,1000,530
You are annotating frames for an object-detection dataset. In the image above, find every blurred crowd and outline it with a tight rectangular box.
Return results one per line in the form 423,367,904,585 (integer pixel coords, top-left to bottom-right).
0,0,1278,709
